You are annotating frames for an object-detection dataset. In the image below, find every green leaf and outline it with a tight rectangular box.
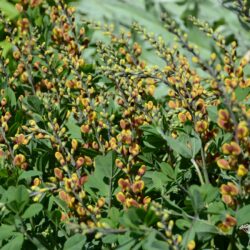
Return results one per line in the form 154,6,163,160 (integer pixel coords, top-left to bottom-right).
194,220,218,241
182,219,218,246
7,122,20,137
23,95,44,115
117,233,136,250
144,209,158,226
199,184,219,204
188,185,204,212
207,202,225,215
236,205,250,226
22,203,43,219
163,135,192,158
108,207,120,227
102,234,118,244
18,170,42,181
65,116,82,140
85,151,115,197
63,234,86,250
0,0,19,19
49,210,62,227
0,224,16,240
142,231,170,250
120,207,146,230
235,87,250,101
4,185,29,213
190,133,202,158
35,151,50,172
140,125,161,136
176,219,192,230
144,171,169,191
53,196,69,212
5,88,16,107
160,162,175,180
0,41,12,58
1,234,24,250
13,185,29,204
207,106,218,122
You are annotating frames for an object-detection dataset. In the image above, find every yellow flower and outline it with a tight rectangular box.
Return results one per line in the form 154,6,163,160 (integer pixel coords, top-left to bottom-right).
71,139,78,150
146,84,155,96
187,240,196,250
237,164,248,177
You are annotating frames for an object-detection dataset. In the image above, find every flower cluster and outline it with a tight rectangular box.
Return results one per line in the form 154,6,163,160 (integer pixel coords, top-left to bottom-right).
0,0,249,249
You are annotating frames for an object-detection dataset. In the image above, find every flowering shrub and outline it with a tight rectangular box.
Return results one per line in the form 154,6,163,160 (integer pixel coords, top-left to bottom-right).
0,0,249,249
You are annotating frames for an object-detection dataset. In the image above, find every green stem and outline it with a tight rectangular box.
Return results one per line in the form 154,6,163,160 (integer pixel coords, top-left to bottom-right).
200,145,210,184
191,158,205,185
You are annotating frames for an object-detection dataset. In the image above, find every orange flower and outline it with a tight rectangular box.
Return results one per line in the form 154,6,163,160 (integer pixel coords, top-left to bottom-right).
97,197,105,208
64,178,72,192
61,212,69,222
55,151,63,161
84,156,93,166
120,129,132,144
221,143,231,154
129,143,140,156
138,165,146,176
59,190,75,208
116,192,126,204
118,178,130,191
115,158,124,169
119,119,127,129
109,137,117,150
30,0,42,8
125,198,139,208
236,121,248,139
54,168,63,180
217,109,230,129
132,180,144,193
143,196,151,205
145,101,154,110
178,112,187,123
13,154,26,166
224,214,237,227
88,111,97,122
220,182,239,196
81,124,90,133
76,157,85,168
17,18,29,32
222,194,234,206
168,100,177,109
195,120,208,133
76,205,86,216
195,98,206,113
81,98,89,107
217,159,231,170
222,142,241,155
15,134,29,145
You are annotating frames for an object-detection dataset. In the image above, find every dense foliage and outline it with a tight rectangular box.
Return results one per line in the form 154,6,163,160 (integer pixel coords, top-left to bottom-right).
0,0,249,249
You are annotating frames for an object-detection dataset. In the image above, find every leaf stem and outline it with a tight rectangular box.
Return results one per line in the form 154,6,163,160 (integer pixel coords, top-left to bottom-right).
200,144,210,184
191,158,205,185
